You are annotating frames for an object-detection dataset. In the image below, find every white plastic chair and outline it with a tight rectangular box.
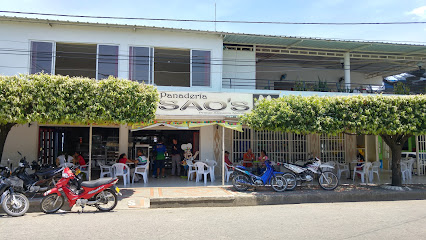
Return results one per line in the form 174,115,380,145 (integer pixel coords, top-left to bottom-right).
336,162,349,179
406,158,415,180
133,163,149,184
401,161,410,181
321,161,335,172
99,163,112,178
369,161,381,182
186,160,197,181
194,162,211,184
353,162,372,183
224,163,234,182
112,163,130,186
78,164,89,180
205,159,217,182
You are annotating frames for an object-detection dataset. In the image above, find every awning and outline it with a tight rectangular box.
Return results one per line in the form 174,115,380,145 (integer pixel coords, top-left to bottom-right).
131,122,189,131
131,120,243,132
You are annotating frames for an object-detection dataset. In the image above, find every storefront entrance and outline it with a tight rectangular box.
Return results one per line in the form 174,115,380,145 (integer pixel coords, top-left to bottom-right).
39,126,119,165
129,130,199,172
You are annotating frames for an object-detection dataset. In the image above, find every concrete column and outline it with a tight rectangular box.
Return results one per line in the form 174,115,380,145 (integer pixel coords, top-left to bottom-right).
344,52,351,89
119,124,129,155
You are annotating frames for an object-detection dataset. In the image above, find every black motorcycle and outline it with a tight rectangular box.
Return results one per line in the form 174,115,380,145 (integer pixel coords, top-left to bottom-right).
0,166,30,217
12,152,63,194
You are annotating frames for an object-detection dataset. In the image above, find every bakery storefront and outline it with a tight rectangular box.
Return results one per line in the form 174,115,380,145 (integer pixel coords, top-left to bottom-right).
129,91,251,184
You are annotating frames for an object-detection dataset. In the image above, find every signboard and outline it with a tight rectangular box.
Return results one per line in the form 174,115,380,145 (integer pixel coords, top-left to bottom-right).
157,91,253,116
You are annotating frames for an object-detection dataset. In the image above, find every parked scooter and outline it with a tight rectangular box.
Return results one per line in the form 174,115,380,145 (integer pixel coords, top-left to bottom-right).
0,166,30,217
281,157,339,190
232,160,287,192
12,152,63,194
40,167,121,213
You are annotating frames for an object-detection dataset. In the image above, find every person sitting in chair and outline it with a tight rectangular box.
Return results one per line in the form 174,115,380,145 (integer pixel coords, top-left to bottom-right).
72,152,86,166
243,148,255,167
117,153,140,182
136,150,148,166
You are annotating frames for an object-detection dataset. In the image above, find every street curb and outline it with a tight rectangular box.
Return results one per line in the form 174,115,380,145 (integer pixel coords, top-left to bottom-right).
150,196,236,208
149,190,426,208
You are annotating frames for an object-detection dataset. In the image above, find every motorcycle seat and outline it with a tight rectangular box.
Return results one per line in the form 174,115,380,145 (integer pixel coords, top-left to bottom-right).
35,167,62,177
81,178,113,188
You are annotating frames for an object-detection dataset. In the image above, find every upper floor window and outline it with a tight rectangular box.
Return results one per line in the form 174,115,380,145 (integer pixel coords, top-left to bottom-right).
55,43,97,79
97,45,119,79
154,48,190,87
130,47,211,87
30,41,118,80
192,50,211,87
30,41,53,74
129,46,152,84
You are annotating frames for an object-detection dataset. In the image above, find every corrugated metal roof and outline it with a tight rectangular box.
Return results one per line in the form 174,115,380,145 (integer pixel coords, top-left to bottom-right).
1,15,426,55
223,34,426,55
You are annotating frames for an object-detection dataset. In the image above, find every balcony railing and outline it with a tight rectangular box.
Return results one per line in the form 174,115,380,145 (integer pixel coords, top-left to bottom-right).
222,78,386,94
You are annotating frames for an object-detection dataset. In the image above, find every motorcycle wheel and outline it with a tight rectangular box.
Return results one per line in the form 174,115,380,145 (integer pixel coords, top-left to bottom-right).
95,189,117,212
2,192,29,217
232,174,250,191
282,172,298,191
40,193,64,214
318,171,339,190
271,176,288,192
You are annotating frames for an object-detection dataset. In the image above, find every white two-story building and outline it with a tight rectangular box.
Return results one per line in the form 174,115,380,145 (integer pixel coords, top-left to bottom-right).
1,16,425,180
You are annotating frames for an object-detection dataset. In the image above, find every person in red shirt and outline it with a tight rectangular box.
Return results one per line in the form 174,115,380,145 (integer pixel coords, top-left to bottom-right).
224,151,232,169
117,154,138,164
243,148,255,167
73,152,86,166
117,153,139,182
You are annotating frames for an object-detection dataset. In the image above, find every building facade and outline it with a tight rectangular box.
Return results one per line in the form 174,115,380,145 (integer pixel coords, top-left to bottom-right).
1,16,425,177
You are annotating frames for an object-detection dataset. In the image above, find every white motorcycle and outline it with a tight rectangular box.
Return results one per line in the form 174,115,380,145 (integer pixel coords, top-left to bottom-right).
281,157,339,190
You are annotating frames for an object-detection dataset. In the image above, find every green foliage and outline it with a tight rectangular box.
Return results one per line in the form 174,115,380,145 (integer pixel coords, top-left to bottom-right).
241,95,426,136
294,81,306,91
0,74,159,125
314,76,329,92
394,82,410,95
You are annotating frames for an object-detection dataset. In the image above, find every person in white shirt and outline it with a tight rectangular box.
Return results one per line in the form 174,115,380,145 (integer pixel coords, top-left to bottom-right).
56,152,74,167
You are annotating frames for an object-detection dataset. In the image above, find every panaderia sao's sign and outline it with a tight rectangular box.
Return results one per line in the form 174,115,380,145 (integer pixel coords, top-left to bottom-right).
157,91,253,116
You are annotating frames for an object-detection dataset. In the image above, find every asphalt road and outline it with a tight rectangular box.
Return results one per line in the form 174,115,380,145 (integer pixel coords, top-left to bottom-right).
1,200,426,240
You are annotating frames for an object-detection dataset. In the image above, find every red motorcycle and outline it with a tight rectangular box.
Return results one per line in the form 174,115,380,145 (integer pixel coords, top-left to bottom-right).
40,167,121,213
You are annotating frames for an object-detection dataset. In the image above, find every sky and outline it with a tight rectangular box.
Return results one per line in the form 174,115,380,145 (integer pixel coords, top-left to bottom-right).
1,0,426,43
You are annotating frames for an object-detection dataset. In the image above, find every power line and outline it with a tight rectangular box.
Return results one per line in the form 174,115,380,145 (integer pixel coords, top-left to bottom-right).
1,10,426,25
0,47,420,65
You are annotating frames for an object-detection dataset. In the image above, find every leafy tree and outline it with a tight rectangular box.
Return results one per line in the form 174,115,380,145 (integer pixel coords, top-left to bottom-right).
0,74,159,161
241,95,426,186
394,82,410,95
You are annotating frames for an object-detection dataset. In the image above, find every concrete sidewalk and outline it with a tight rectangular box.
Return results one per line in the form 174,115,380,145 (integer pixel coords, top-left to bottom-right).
3,184,426,214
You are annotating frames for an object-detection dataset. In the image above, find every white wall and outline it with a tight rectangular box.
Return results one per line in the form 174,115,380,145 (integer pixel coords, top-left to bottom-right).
199,125,215,162
2,123,39,166
0,20,223,91
256,63,383,85
222,50,256,89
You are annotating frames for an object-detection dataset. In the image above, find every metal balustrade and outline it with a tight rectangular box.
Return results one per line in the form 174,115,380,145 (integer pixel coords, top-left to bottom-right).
222,78,386,93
